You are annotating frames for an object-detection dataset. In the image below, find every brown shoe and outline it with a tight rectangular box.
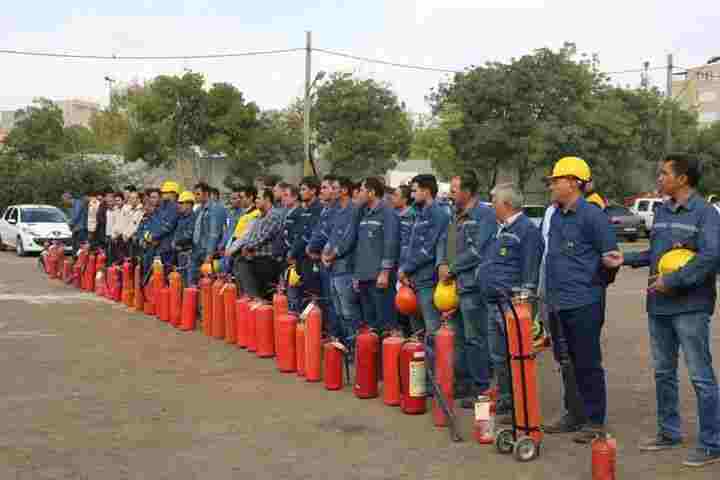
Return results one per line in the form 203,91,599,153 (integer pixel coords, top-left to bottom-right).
543,415,586,434
573,424,605,444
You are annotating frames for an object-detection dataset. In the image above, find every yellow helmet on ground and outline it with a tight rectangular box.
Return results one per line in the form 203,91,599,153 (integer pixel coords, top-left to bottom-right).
549,156,591,182
288,265,301,287
178,191,195,203
161,181,180,194
434,281,459,312
658,248,696,275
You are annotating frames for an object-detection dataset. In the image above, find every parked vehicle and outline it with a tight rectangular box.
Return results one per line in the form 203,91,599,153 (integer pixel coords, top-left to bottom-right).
0,205,72,256
629,197,664,234
523,205,546,228
606,205,644,242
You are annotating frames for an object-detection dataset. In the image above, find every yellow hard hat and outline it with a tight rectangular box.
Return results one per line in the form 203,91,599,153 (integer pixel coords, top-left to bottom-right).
161,181,180,194
200,262,213,276
549,156,591,182
288,265,301,287
434,280,459,312
658,248,696,275
178,191,195,203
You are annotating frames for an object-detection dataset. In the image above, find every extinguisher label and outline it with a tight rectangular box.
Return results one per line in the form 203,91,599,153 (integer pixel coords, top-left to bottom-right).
409,360,427,397
474,402,490,421
300,302,315,320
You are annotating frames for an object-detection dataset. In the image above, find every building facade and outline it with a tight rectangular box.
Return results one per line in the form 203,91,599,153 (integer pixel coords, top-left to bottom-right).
672,63,720,125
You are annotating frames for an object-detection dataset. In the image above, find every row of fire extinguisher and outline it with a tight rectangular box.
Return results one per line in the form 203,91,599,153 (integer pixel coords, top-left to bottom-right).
40,242,616,477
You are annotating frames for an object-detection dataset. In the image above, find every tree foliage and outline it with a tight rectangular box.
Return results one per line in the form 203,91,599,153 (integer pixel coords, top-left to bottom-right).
312,73,412,177
4,98,68,162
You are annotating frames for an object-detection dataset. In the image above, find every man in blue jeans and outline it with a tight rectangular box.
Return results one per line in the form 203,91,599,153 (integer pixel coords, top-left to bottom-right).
398,174,450,387
322,176,362,347
624,153,720,468
446,171,497,408
544,156,623,444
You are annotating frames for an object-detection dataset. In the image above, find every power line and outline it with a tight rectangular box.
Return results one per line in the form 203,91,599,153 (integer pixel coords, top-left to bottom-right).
313,48,463,74
0,47,305,60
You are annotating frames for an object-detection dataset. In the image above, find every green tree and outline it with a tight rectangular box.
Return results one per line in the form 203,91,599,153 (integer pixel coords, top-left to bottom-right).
89,109,129,154
312,73,412,177
410,105,462,181
5,98,67,162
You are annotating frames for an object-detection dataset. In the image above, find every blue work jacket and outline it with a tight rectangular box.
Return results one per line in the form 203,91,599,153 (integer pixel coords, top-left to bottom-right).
624,193,720,316
307,201,338,255
193,200,226,255
172,211,197,251
273,205,303,259
149,199,179,254
399,201,450,288
290,199,323,260
354,201,399,282
324,201,360,275
69,198,88,234
452,201,497,293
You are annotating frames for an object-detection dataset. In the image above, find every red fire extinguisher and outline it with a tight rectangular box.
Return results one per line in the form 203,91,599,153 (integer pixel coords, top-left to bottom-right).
199,275,212,336
63,259,73,284
95,269,106,297
400,338,427,415
382,334,404,406
256,303,275,358
277,313,297,373
235,296,250,348
180,287,198,331
133,263,144,312
592,434,616,480
168,270,183,326
121,259,132,306
305,304,323,382
224,282,238,343
158,287,171,323
433,320,455,427
110,266,122,303
211,278,225,339
296,321,306,377
273,291,289,358
324,341,345,390
354,327,379,399
247,301,259,352
85,254,96,292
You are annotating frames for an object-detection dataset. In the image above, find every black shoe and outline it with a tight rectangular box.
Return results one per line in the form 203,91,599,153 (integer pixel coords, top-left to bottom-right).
573,424,605,444
543,415,586,434
639,433,683,452
496,412,514,425
683,448,720,467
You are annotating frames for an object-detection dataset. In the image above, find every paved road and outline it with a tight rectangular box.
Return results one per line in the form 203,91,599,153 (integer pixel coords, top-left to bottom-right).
0,251,718,479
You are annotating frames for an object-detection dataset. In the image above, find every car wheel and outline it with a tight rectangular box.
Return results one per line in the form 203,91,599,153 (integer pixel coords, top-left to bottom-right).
16,236,26,257
0,233,5,251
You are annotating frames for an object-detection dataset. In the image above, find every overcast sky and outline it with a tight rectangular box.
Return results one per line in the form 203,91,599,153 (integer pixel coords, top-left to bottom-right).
1,0,718,115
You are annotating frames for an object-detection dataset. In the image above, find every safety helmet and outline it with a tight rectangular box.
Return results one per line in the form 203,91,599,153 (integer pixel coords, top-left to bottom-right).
200,262,213,276
658,248,696,275
161,181,180,194
288,265,301,287
433,281,459,312
549,156,591,182
212,259,221,274
395,285,418,315
178,191,195,203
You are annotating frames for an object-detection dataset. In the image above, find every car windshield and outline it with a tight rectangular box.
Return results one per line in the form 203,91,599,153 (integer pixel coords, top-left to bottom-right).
21,208,67,223
523,206,545,217
606,206,631,216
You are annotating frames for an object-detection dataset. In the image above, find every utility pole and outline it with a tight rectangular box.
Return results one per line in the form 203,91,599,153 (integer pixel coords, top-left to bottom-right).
104,76,115,108
641,61,650,89
665,53,674,154
303,31,313,177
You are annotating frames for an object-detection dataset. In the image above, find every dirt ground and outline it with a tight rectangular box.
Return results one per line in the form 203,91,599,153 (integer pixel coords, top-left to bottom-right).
0,249,718,480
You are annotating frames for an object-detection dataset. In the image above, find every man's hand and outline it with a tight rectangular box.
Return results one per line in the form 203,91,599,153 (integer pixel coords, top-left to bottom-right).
205,255,214,264
223,249,231,258
438,264,451,284
287,256,296,266
398,271,409,286
602,250,624,269
377,270,389,289
648,274,670,294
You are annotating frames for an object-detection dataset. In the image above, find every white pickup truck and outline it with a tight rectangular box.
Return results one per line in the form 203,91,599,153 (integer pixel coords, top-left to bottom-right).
629,198,664,235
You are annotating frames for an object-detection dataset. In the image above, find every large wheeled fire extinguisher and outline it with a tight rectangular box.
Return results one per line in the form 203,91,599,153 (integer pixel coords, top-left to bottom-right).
399,337,427,414
494,290,543,462
354,327,379,399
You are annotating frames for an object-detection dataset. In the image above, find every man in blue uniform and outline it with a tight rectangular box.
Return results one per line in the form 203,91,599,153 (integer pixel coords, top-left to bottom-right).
624,153,720,467
447,171,497,407
353,177,400,336
479,183,543,418
398,174,450,376
543,156,622,444
172,191,197,286
147,181,180,268
190,182,225,285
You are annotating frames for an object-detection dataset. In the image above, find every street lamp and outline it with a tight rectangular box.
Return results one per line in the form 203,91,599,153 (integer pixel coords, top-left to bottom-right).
104,76,115,107
303,70,326,177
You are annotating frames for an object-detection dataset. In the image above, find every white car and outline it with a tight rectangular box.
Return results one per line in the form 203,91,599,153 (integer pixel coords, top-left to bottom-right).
629,197,664,234
0,204,73,256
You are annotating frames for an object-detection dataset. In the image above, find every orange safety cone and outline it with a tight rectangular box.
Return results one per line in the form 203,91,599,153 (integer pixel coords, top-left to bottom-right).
305,304,322,382
382,334,404,406
235,296,250,348
180,287,198,331
168,270,183,327
224,282,238,343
